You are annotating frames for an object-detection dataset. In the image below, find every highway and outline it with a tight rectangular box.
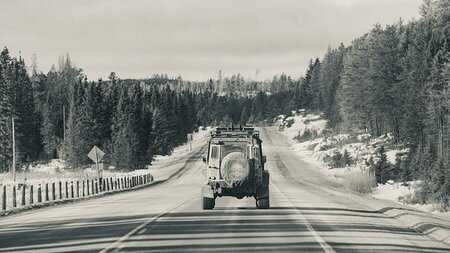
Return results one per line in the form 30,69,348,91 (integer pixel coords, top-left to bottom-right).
0,128,449,252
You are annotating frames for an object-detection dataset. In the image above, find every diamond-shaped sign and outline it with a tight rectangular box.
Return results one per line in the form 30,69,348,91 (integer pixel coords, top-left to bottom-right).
87,146,105,163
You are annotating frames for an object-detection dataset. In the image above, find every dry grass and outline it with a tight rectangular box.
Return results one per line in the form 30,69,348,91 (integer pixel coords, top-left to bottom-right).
342,169,377,194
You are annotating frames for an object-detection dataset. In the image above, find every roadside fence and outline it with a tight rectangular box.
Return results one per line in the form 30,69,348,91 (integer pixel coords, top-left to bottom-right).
1,173,154,213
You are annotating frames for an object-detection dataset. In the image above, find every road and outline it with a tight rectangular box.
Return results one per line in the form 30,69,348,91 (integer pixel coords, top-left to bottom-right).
0,128,449,252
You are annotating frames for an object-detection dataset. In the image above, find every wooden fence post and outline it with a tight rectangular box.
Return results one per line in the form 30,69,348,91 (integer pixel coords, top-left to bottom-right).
52,182,56,200
86,180,89,196
82,180,85,197
22,185,26,205
70,182,74,198
12,186,17,207
37,184,42,203
106,178,109,191
91,179,94,195
2,185,6,210
30,185,34,204
59,181,62,199
2,186,6,210
110,178,113,190
65,182,69,198
95,180,98,194
76,181,79,198
45,183,49,201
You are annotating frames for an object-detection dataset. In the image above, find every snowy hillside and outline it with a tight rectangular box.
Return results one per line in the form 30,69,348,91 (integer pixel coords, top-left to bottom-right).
276,111,441,213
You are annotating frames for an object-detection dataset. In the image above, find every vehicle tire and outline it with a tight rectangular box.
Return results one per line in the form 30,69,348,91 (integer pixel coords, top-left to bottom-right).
202,196,215,210
263,170,270,187
256,196,270,209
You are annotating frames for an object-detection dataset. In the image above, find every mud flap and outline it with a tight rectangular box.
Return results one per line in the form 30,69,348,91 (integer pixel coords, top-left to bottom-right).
202,185,214,199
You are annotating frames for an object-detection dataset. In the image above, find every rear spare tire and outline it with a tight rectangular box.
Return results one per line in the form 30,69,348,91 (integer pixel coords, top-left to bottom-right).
221,152,250,185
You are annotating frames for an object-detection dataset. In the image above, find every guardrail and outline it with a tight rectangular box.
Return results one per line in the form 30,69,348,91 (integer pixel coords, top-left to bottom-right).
1,173,154,213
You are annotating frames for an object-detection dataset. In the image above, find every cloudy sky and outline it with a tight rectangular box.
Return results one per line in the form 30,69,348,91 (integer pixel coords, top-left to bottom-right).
1,0,422,81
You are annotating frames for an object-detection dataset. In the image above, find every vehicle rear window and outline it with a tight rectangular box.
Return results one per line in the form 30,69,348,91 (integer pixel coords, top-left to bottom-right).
222,143,247,157
211,146,219,159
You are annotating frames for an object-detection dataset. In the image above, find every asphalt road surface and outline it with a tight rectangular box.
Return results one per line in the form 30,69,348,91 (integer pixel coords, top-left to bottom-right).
0,128,449,252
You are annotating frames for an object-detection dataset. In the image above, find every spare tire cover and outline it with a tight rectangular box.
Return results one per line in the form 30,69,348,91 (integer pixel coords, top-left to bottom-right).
221,152,250,184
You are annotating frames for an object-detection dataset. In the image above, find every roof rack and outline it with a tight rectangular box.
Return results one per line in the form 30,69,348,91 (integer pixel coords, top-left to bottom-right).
211,126,260,139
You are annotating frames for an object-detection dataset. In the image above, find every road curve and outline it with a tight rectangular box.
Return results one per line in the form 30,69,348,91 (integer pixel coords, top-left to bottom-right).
0,128,449,252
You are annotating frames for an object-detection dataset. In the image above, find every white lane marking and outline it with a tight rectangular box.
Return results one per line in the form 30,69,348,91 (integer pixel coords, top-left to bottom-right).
137,228,147,235
272,183,336,253
98,194,198,253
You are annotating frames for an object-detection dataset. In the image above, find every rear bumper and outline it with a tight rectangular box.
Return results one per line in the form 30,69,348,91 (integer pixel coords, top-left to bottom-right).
207,179,256,198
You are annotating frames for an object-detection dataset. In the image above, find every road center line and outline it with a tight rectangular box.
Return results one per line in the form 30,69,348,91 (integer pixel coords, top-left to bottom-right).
98,194,199,253
272,183,336,253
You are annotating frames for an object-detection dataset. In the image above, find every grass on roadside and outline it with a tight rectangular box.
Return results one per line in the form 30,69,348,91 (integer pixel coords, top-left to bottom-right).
342,169,377,194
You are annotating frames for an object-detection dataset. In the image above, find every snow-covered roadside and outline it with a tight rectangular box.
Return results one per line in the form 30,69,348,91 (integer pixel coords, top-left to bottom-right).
147,127,210,181
276,111,446,214
371,181,441,213
0,127,209,214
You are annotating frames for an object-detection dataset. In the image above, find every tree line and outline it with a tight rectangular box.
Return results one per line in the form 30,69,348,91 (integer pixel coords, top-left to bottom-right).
295,0,450,206
0,51,300,171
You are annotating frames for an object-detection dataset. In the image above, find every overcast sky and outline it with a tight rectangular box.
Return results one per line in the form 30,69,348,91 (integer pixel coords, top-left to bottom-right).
1,0,422,81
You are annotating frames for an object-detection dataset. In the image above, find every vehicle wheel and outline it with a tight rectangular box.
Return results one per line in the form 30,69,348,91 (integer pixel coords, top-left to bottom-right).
202,196,215,210
263,170,270,187
256,197,270,209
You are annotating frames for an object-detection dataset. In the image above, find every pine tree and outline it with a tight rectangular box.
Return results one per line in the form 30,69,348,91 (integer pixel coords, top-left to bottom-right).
111,85,139,170
61,80,85,168
339,35,373,133
41,105,58,159
372,146,391,184
0,48,12,171
13,57,41,162
151,106,168,155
